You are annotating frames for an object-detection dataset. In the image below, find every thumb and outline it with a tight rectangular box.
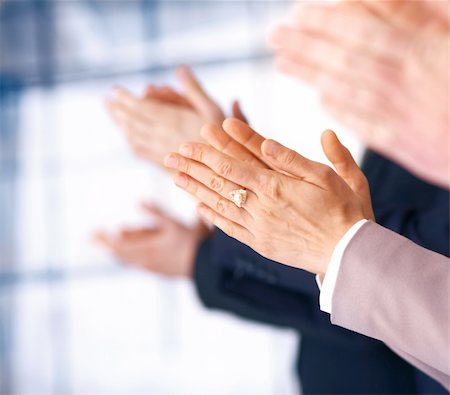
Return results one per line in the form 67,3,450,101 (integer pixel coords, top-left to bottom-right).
261,139,320,181
321,130,374,219
176,65,223,120
231,100,248,123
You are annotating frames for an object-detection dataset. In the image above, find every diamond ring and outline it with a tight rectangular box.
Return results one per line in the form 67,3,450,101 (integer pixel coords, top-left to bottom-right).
229,189,247,208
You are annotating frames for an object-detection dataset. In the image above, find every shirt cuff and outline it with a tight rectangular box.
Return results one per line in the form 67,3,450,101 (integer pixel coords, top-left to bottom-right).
317,219,368,314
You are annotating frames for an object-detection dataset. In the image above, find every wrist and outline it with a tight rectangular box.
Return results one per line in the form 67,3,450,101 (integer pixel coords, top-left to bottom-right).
321,216,365,276
319,218,368,314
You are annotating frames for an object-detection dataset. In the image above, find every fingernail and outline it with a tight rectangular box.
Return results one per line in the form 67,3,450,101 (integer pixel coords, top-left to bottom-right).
164,154,179,168
264,140,280,157
179,144,193,157
174,174,188,189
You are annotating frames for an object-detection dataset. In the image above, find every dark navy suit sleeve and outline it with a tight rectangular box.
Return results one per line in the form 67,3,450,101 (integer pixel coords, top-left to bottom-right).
212,228,320,295
373,190,449,256
363,150,449,257
193,234,389,348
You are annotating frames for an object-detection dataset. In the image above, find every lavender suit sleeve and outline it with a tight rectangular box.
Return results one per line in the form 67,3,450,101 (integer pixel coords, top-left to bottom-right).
330,221,450,389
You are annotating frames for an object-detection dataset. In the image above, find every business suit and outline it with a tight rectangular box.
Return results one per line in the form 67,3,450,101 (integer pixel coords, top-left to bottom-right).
331,221,450,390
193,151,449,394
363,150,450,394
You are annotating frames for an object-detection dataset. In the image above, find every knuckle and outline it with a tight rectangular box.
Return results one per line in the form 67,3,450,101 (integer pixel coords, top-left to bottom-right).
180,157,191,174
215,198,227,215
223,223,235,239
261,175,282,200
283,149,297,167
188,178,198,195
320,166,335,182
209,174,224,192
217,160,233,178
353,174,369,192
191,146,203,162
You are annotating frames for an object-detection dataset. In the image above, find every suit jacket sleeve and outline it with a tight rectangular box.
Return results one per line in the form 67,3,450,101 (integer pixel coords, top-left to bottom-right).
373,190,449,257
331,221,450,389
193,233,386,348
211,228,320,296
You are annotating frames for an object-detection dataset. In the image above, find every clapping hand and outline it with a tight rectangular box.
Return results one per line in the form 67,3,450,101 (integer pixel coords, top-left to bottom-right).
95,203,209,278
268,2,449,187
164,119,373,276
106,66,247,167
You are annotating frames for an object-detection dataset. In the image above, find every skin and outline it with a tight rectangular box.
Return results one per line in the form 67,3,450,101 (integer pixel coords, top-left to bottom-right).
106,65,245,167
95,203,208,277
97,68,247,274
165,118,373,277
268,1,449,187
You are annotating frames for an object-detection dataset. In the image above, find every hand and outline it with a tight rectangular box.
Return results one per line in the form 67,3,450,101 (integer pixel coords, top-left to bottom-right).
360,0,450,30
106,66,248,167
94,203,209,278
202,118,374,219
164,120,373,276
268,2,449,187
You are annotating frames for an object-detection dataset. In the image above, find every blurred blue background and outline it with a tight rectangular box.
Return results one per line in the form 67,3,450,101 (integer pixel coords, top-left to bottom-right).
0,1,361,394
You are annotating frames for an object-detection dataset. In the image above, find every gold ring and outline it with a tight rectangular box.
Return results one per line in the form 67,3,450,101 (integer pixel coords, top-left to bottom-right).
229,189,247,208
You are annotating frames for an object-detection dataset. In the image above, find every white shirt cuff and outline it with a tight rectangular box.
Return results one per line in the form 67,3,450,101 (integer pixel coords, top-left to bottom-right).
317,219,368,314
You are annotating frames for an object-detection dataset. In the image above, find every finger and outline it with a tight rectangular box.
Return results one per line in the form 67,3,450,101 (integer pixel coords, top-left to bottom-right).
274,55,319,85
94,231,120,252
127,136,163,162
321,130,367,192
270,26,399,92
321,130,374,220
109,99,187,156
360,0,432,31
112,87,173,122
291,3,406,62
197,202,254,244
112,86,138,108
173,173,253,227
200,123,267,169
143,85,157,100
316,77,396,122
232,100,248,123
164,152,256,207
153,86,192,108
176,65,223,120
221,118,265,160
261,139,324,184
107,98,155,135
321,94,394,148
174,140,262,191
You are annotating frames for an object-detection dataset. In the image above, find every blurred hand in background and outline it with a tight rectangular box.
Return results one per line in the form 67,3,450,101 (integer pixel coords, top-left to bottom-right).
98,67,247,273
95,202,209,277
106,65,246,167
268,1,449,187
